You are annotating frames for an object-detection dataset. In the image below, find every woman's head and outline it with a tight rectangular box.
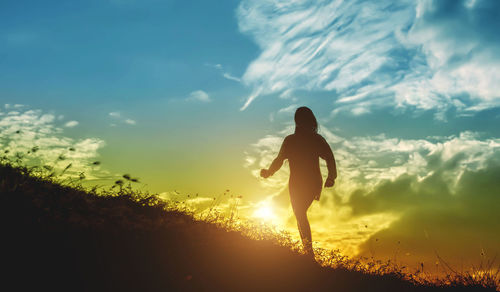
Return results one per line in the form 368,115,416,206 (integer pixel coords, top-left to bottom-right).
294,106,318,133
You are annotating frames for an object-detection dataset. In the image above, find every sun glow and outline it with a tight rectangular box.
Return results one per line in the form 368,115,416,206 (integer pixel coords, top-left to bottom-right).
253,202,276,221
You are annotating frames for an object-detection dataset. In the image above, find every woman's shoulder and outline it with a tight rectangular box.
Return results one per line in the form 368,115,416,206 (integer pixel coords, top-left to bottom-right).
286,132,325,143
308,132,325,140
286,132,324,138
282,134,294,145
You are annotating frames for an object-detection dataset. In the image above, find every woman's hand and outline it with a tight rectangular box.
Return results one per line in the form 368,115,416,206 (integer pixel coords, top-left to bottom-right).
324,177,335,188
260,169,271,178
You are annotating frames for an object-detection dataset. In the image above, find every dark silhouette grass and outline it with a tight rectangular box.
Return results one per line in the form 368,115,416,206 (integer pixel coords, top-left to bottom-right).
1,162,497,292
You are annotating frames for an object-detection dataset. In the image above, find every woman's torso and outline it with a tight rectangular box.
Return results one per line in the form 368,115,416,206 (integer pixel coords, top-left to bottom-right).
285,132,324,193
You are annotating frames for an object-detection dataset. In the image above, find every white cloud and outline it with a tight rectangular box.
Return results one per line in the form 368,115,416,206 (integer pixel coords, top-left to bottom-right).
64,120,79,128
124,119,136,125
246,126,500,202
206,63,242,83
350,106,370,116
0,106,107,180
109,112,121,118
236,0,500,116
237,0,415,111
108,111,137,126
187,90,211,103
4,104,24,109
277,104,297,114
222,73,242,82
402,0,500,112
244,126,500,256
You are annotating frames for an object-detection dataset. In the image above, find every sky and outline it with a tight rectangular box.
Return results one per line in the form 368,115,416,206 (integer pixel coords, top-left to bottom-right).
1,0,500,274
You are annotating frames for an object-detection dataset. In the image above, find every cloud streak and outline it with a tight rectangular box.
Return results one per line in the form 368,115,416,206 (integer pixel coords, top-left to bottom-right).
206,63,242,83
64,120,79,128
187,90,211,103
237,0,500,116
109,111,137,126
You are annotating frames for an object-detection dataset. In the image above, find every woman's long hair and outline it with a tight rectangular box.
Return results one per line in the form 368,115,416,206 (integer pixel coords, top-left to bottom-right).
294,106,318,134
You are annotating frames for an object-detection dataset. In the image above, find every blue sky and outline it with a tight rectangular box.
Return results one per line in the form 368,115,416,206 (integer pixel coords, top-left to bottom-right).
1,0,254,105
1,0,500,271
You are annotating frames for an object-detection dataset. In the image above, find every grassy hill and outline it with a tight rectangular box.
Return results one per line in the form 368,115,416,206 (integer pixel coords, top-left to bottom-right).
1,162,497,292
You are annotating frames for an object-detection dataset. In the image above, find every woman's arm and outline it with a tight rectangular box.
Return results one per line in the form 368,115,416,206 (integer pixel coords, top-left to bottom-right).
261,137,289,178
319,136,337,187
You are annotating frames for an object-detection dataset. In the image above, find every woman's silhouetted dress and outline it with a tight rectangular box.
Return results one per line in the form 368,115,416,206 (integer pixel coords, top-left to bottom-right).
261,107,337,255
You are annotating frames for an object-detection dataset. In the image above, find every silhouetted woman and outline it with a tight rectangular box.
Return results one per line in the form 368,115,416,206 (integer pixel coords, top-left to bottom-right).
260,107,337,255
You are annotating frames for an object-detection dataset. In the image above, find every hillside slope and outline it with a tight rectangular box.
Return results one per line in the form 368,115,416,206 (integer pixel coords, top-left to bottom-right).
0,164,496,292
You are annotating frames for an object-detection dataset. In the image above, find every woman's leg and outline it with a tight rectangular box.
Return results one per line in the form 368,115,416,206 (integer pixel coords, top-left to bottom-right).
291,195,314,254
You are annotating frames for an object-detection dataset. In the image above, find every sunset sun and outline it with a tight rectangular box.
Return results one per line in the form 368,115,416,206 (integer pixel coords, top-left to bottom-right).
253,203,276,221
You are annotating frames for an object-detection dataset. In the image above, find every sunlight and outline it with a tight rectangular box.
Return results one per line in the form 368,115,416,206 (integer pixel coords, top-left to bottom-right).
253,202,276,221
